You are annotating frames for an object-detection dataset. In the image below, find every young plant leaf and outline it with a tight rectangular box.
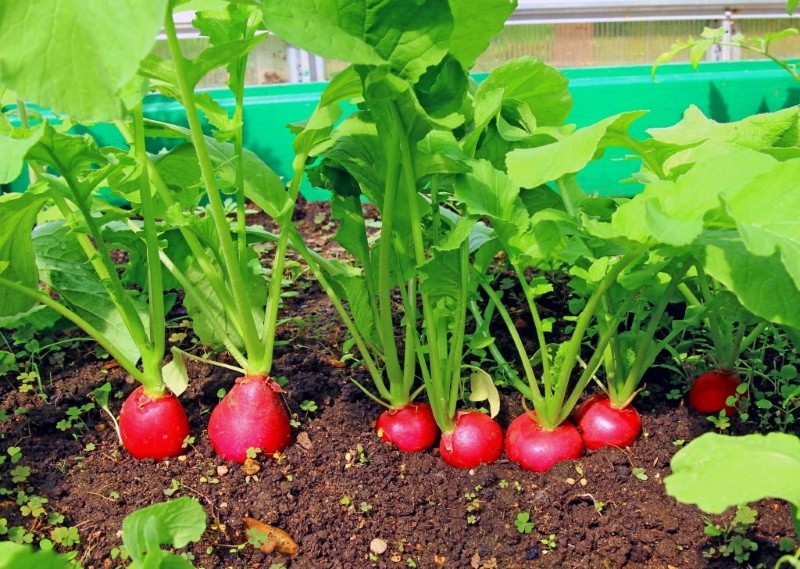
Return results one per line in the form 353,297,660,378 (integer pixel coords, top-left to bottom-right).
469,368,500,418
665,432,800,517
0,0,169,120
0,118,43,184
121,497,206,565
0,189,50,316
0,542,69,569
162,350,189,397
32,221,147,364
262,0,453,83
506,111,646,190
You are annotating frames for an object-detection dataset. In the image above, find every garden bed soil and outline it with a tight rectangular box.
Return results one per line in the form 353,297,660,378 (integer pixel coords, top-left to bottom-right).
0,200,796,569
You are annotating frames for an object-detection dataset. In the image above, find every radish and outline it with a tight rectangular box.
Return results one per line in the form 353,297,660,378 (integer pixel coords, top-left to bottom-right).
576,395,641,450
119,386,190,460
208,375,291,463
505,412,584,472
376,402,439,452
439,410,503,469
688,369,742,415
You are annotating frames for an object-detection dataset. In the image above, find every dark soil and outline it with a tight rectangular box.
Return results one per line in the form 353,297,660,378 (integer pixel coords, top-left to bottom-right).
1,200,796,569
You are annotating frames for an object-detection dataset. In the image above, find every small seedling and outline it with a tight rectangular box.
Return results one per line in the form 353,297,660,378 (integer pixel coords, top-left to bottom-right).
540,533,558,553
514,512,534,534
703,504,759,563
299,400,318,413
632,467,649,481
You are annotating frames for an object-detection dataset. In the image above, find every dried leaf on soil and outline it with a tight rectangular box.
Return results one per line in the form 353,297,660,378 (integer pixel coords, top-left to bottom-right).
244,516,299,556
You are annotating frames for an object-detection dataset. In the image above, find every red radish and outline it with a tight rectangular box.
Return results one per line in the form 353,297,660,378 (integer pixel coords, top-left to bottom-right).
505,412,584,472
573,392,606,423
119,385,190,460
376,402,439,452
208,375,291,463
576,396,641,450
688,369,742,415
439,410,503,469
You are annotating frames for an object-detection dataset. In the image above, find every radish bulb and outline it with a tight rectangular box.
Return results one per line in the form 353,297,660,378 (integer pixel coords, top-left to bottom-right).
688,370,742,415
376,402,439,452
439,410,503,469
119,385,190,460
505,412,584,472
576,396,641,450
208,375,291,463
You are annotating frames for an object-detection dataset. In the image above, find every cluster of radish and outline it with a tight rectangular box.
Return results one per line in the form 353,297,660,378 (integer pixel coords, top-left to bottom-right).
375,395,641,472
119,374,290,464
375,371,743,472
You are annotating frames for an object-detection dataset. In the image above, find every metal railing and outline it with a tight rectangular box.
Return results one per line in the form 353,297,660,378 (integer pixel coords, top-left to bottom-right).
510,1,794,24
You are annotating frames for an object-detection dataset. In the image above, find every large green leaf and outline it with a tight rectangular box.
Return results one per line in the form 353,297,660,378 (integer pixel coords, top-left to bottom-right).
698,236,800,329
0,543,69,569
647,105,798,148
665,432,800,515
474,56,572,128
122,497,206,565
262,0,453,83
609,149,777,245
723,158,800,290
0,189,50,316
506,111,646,190
0,0,169,120
32,221,146,364
448,0,515,70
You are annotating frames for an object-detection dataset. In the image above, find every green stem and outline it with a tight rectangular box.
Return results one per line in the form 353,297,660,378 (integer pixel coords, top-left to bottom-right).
375,139,405,389
478,278,543,403
695,261,732,368
158,251,248,368
551,246,650,415
0,276,145,383
285,230,391,402
387,101,452,431
163,12,261,361
132,105,167,396
615,259,691,405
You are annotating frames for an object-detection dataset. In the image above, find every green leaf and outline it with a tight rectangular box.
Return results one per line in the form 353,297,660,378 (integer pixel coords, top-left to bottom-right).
468,368,500,418
506,111,646,190
475,56,572,128
610,149,777,245
647,105,798,149
665,432,800,515
699,236,800,329
122,497,206,565
32,221,146,364
0,0,169,120
0,118,43,184
723,158,800,290
0,542,69,569
262,0,453,83
162,350,189,397
447,0,515,70
0,189,50,316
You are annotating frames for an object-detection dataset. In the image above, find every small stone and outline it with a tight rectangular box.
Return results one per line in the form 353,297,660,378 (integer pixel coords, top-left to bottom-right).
370,538,388,555
297,432,313,450
471,552,481,569
217,465,229,476
177,455,188,462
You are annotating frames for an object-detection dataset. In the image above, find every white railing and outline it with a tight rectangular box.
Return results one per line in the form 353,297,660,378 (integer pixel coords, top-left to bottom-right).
510,0,794,24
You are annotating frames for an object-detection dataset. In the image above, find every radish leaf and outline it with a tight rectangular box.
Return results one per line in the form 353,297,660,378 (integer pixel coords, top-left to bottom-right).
0,0,168,120
666,432,800,518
